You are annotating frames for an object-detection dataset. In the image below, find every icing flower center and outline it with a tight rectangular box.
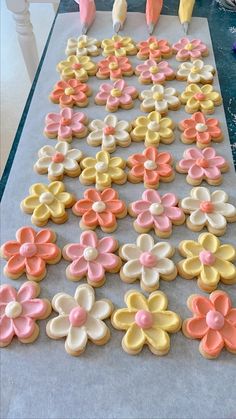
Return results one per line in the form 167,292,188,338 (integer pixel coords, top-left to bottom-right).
111,88,122,97
65,87,75,96
191,66,200,74
103,125,116,135
39,192,55,205
194,93,206,101
5,301,22,319
199,250,216,266
109,62,119,70
19,243,37,257
78,40,86,48
95,161,108,173
83,246,98,261
139,251,157,268
144,160,157,170
72,63,82,70
61,117,72,126
195,123,207,132
135,310,153,329
206,310,224,330
153,92,163,101
185,43,193,50
69,306,87,327
200,201,214,213
92,201,106,213
52,152,65,163
196,158,209,168
150,65,159,74
150,42,158,50
147,121,160,132
114,41,122,49
149,203,164,215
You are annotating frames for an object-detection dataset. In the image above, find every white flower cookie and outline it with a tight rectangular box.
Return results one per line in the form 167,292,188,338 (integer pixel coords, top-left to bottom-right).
65,35,100,57
140,84,181,114
177,59,215,84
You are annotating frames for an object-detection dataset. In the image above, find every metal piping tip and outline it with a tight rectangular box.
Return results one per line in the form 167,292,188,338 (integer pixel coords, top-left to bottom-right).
114,21,121,33
183,22,189,35
81,24,88,34
148,22,155,35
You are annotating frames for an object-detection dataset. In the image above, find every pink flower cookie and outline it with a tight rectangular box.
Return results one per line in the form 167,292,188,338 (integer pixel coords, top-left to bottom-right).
72,188,127,233
176,147,228,186
63,230,122,287
44,108,88,142
96,56,134,81
172,38,209,61
127,146,174,189
0,282,51,348
135,60,175,85
179,112,223,149
137,37,172,61
182,291,236,359
129,189,185,238
49,79,92,108
95,79,138,112
0,227,61,281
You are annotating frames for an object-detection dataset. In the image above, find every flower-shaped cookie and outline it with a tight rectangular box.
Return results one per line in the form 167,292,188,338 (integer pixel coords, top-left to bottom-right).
49,79,91,108
135,60,175,84
119,234,177,292
129,189,185,238
177,59,215,84
180,84,222,114
80,150,126,190
65,35,100,57
140,84,181,114
182,291,236,359
178,232,236,292
172,38,208,61
46,284,113,356
34,143,83,181
127,147,174,189
179,112,223,148
97,56,134,80
137,37,172,61
72,188,127,232
0,282,51,347
131,111,175,147
111,290,181,355
0,227,61,281
180,187,236,236
101,35,137,57
21,181,75,226
44,108,88,142
57,55,97,82
176,147,228,186
95,79,138,112
87,114,131,153
63,231,121,287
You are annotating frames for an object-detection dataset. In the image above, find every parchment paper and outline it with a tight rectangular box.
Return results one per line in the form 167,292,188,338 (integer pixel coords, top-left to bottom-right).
1,12,236,419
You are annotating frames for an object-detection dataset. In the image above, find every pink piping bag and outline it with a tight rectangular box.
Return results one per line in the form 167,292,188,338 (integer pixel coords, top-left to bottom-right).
74,0,96,34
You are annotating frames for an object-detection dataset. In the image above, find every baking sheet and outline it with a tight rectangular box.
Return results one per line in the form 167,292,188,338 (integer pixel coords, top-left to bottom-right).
1,12,236,419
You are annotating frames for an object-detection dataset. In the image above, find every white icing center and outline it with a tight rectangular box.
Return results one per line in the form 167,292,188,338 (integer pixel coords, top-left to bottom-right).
92,201,106,213
83,246,98,261
149,203,164,215
95,162,108,173
5,301,22,318
147,122,160,132
195,123,208,132
144,160,157,170
39,192,54,205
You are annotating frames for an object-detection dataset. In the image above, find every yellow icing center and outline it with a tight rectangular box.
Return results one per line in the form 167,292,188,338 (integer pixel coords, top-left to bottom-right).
185,43,193,50
78,41,86,48
109,62,119,70
153,92,163,101
191,66,200,74
65,87,75,95
111,88,122,97
150,66,159,74
150,42,158,50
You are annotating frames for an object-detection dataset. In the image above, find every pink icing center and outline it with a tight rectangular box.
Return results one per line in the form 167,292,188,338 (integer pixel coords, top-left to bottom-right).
114,41,122,48
103,125,115,135
200,201,214,213
206,310,224,330
61,117,72,126
69,306,87,327
72,63,82,70
135,310,153,329
139,252,157,268
19,243,37,257
196,158,209,168
199,250,215,266
194,93,206,101
52,152,65,163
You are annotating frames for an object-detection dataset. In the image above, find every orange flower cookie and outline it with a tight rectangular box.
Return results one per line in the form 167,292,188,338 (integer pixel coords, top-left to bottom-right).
131,111,175,147
137,37,172,61
180,84,222,114
140,84,181,114
21,181,76,226
95,79,138,112
101,35,137,57
96,56,134,80
127,147,174,189
49,79,92,108
178,232,236,292
111,289,181,356
72,188,127,232
57,56,97,82
44,108,88,142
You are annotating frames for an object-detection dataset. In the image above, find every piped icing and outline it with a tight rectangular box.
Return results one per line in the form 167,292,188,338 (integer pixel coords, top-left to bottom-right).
97,55,133,80
137,37,172,61
0,226,61,280
46,284,113,356
140,84,180,113
0,282,51,347
95,79,138,111
57,55,97,82
131,111,174,147
65,35,100,57
72,188,127,231
183,291,236,358
50,79,91,108
172,38,208,61
179,112,222,147
111,289,181,355
101,35,137,57
136,60,175,84
177,59,215,83
120,234,176,291
63,230,120,285
180,84,222,113
178,232,236,292
44,108,88,141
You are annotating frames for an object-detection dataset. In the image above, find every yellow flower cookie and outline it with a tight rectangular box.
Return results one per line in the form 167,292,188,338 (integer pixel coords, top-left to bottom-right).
21,181,76,226
131,111,175,147
80,150,127,190
57,55,97,82
112,289,181,355
180,84,222,114
101,35,137,57
178,232,236,292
